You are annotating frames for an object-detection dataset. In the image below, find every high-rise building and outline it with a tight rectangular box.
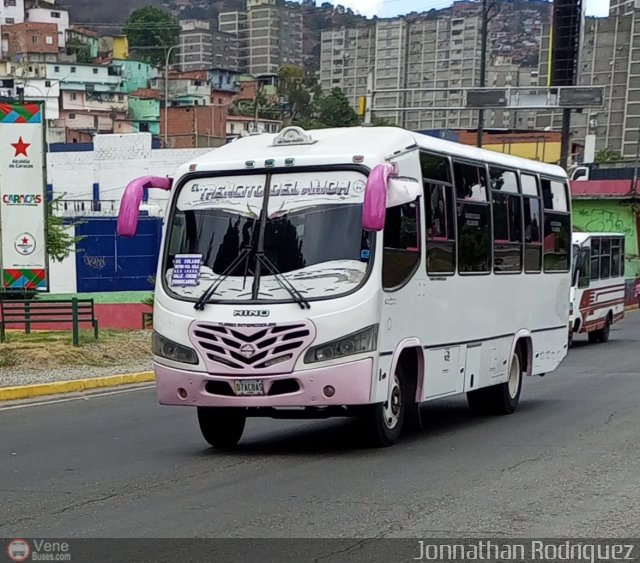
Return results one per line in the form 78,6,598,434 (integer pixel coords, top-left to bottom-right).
537,13,639,159
219,0,302,76
319,15,485,130
610,0,639,16
179,20,213,72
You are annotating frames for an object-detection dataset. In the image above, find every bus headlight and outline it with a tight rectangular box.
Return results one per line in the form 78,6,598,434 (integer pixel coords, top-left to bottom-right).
152,332,199,365
304,325,378,364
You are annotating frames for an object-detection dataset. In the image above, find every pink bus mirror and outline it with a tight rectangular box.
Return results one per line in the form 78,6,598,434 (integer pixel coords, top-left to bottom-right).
362,163,395,232
117,176,172,237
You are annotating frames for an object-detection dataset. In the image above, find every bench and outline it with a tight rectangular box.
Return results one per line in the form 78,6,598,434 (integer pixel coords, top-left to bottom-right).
0,298,99,346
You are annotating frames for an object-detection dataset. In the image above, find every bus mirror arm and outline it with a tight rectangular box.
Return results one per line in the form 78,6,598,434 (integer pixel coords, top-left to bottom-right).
362,163,421,232
117,176,173,238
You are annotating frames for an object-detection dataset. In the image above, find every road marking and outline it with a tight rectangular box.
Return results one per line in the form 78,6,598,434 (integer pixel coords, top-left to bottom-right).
0,384,156,412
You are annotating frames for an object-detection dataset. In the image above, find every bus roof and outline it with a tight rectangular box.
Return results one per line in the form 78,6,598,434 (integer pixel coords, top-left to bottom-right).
181,126,568,179
573,232,626,245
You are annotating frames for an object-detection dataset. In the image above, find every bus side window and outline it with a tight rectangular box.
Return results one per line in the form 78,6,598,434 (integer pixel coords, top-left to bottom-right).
590,237,600,280
491,167,522,273
579,248,590,288
382,201,421,290
611,238,621,278
541,178,570,272
521,173,542,273
600,237,611,279
425,183,455,274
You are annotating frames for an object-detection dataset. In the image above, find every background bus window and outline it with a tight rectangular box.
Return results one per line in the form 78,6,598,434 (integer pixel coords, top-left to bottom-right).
453,161,488,201
600,237,611,279
425,183,455,274
523,196,542,272
579,248,590,288
492,191,523,272
611,239,621,278
590,238,601,280
543,213,570,271
420,151,452,184
383,202,420,289
457,201,491,273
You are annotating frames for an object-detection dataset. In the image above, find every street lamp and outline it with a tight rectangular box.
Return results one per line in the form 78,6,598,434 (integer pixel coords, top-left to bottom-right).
163,44,180,147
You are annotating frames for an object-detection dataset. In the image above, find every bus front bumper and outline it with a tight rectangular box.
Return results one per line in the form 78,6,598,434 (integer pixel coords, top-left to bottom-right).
154,359,374,408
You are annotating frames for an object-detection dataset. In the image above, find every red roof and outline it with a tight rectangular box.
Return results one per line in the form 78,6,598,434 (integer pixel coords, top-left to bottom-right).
570,180,636,198
129,88,161,100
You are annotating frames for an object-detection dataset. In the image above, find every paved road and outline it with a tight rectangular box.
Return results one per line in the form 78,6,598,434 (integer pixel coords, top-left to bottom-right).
1,314,639,539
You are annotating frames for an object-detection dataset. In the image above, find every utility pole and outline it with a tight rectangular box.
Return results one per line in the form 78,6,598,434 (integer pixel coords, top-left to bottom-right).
163,44,180,148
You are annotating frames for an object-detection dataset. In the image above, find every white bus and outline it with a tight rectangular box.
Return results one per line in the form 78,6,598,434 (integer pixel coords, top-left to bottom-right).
569,232,626,345
118,126,572,448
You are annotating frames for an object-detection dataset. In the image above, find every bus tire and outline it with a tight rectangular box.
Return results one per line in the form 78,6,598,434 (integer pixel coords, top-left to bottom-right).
360,366,410,447
197,407,246,449
592,315,612,343
467,347,523,416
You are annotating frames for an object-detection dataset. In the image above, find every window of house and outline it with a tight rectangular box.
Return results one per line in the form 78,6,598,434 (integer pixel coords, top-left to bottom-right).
32,35,39,43
6,17,15,23
70,67,76,73
93,68,98,74
51,11,61,18
54,66,60,73
68,113,76,119
382,201,420,289
70,92,76,100
5,0,16,6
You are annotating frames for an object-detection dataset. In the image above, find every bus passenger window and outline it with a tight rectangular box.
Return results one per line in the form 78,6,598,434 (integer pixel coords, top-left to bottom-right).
600,237,611,279
383,202,420,289
543,212,570,272
420,151,452,184
523,196,542,272
611,239,621,278
578,248,590,288
457,201,490,273
492,191,523,273
590,238,600,280
541,178,569,211
453,161,488,201
425,183,455,274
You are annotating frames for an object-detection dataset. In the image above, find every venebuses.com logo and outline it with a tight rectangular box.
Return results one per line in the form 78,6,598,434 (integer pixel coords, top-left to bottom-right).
6,539,71,561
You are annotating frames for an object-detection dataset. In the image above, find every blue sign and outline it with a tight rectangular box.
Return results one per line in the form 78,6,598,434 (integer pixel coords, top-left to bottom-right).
171,254,202,287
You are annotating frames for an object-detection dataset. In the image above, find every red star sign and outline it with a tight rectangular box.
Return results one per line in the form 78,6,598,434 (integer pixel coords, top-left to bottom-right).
22,236,30,245
11,136,30,157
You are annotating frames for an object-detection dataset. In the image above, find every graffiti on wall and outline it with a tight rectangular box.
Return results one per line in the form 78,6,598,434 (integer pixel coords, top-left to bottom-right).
575,208,635,238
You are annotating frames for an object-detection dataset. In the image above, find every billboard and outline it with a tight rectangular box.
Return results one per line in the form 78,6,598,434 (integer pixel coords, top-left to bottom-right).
0,102,48,291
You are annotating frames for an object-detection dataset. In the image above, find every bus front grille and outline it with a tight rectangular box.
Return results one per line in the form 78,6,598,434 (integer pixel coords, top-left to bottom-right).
189,320,316,375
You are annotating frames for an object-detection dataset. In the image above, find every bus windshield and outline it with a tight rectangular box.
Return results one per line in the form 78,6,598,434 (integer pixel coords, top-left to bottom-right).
163,170,373,303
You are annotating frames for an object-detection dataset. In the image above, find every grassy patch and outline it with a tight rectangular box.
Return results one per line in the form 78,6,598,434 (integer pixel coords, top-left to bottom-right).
0,330,152,370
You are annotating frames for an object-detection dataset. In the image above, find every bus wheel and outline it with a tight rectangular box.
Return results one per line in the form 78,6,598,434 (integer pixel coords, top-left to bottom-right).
596,316,612,343
197,407,246,449
361,369,407,447
467,348,523,416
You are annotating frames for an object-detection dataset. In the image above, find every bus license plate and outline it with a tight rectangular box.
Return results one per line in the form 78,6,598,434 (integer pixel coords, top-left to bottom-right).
233,380,265,396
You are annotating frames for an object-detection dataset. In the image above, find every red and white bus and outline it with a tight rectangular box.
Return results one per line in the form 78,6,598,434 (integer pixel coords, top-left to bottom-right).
569,232,626,345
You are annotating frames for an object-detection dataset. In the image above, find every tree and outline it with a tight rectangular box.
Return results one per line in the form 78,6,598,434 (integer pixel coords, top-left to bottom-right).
68,37,93,64
123,7,180,67
317,88,360,128
46,195,85,263
595,148,622,164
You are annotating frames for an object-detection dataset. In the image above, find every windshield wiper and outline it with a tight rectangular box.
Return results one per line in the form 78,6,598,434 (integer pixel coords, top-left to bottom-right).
255,252,310,310
193,247,253,311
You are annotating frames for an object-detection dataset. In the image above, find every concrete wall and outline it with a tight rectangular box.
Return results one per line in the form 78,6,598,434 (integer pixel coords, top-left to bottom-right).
47,133,212,209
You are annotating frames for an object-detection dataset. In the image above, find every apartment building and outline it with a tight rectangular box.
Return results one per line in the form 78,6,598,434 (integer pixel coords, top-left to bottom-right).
179,20,212,72
537,13,639,159
0,0,25,26
2,21,59,60
219,0,302,76
609,0,639,16
319,15,483,129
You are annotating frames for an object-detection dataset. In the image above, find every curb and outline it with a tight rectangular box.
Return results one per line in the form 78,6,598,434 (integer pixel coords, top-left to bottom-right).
0,371,155,402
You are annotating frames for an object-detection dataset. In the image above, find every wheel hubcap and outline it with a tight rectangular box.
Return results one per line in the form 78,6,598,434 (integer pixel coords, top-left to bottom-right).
508,355,521,400
383,375,401,429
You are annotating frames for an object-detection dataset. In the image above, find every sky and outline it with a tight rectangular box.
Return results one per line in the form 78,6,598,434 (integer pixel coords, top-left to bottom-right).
300,0,611,18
